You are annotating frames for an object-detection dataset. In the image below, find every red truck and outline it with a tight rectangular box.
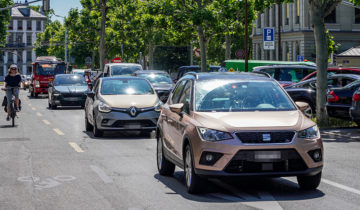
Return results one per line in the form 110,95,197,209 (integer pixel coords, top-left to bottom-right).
29,56,66,97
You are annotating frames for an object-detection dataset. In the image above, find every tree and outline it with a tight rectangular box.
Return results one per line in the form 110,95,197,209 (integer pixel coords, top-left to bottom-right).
0,0,12,47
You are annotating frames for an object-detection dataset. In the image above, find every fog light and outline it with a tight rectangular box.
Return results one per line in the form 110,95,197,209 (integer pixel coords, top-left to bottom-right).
199,152,223,166
308,149,322,162
205,154,214,162
102,119,109,124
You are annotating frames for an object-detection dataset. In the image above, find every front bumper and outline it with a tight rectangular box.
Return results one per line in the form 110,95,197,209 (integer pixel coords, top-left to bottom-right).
350,107,360,121
95,109,159,131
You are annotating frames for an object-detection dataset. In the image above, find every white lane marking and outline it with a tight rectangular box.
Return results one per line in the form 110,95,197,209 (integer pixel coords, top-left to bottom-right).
69,142,84,153
90,165,113,184
53,128,64,136
42,120,50,125
211,180,283,210
322,179,360,196
31,107,36,111
36,112,42,117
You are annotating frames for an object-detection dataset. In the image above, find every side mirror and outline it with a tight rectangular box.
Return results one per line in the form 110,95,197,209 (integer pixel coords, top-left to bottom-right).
169,103,184,115
295,101,310,112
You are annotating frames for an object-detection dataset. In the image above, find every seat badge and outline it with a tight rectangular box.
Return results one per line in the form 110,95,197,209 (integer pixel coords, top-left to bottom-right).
262,134,271,142
129,107,137,117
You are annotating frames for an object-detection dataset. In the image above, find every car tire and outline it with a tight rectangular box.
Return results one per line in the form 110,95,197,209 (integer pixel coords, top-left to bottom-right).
297,172,322,190
48,102,52,109
184,144,205,194
85,115,93,132
93,116,103,137
157,132,175,176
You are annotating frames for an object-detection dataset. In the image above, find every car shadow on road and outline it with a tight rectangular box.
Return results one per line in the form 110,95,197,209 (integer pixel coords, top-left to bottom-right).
82,130,154,141
154,171,325,203
46,106,84,111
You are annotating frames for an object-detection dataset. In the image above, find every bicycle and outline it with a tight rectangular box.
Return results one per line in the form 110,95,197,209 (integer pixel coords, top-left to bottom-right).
2,87,19,127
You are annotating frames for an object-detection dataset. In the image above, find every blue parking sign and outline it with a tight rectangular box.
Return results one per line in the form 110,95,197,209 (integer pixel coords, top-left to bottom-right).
263,28,274,41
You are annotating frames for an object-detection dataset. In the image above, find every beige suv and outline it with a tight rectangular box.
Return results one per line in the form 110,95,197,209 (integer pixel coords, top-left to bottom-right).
156,72,323,194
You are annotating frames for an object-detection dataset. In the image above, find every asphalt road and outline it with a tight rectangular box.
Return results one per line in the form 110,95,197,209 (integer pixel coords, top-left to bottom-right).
0,90,360,210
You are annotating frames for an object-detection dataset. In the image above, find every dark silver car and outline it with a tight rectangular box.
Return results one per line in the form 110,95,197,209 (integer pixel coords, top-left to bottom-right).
84,77,162,137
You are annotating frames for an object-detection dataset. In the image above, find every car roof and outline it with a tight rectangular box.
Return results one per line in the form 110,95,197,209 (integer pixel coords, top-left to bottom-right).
179,65,220,69
183,72,273,81
253,65,317,70
106,63,141,67
134,70,168,74
101,76,146,81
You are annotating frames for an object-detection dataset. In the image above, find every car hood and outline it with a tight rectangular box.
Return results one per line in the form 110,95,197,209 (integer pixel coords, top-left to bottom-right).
100,94,158,108
193,110,313,131
54,85,88,93
152,83,173,90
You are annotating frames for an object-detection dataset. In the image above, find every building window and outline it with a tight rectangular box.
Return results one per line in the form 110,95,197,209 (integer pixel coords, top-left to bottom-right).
27,34,32,46
8,33,14,43
8,53,13,63
18,20,23,30
285,4,289,25
8,20,13,30
27,51,32,62
325,9,336,23
36,21,41,31
27,20,32,30
295,0,300,24
0,52,3,62
355,8,360,24
17,33,23,44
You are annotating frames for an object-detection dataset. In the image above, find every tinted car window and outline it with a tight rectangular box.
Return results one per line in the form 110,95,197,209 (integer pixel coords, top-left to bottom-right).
261,68,276,77
178,80,192,114
172,80,187,103
277,68,314,83
54,75,86,86
195,80,296,112
111,65,142,76
137,73,172,84
101,79,154,95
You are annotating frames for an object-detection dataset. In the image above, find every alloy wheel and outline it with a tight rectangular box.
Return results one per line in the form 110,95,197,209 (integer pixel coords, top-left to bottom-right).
185,149,192,188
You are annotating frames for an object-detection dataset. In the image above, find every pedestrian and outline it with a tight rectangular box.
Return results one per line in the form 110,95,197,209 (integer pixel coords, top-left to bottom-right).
2,64,22,121
84,70,93,90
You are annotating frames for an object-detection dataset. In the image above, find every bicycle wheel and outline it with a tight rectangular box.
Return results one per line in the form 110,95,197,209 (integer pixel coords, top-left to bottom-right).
10,103,15,127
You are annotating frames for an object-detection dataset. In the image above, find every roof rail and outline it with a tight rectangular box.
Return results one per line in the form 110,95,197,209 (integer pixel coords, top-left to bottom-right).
251,71,271,78
184,72,198,79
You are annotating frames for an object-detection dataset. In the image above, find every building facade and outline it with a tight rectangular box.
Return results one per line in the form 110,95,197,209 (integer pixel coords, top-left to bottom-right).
252,0,360,62
0,6,47,80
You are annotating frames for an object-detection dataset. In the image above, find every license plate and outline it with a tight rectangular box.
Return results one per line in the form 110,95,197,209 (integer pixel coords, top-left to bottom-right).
126,123,141,129
255,151,281,160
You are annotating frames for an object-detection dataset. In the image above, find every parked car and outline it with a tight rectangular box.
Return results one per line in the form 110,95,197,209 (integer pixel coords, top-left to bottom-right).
301,67,360,81
133,70,174,103
84,77,162,137
326,79,360,120
285,74,360,117
48,74,88,109
253,65,316,87
103,63,143,77
174,65,220,83
350,87,360,126
157,72,323,194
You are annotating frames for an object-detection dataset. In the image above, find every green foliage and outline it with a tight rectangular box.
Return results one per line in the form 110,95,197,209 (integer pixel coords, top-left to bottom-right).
326,30,340,55
0,0,12,47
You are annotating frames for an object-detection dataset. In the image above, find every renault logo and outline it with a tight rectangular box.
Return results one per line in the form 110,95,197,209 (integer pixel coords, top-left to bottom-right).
129,107,137,117
262,134,271,142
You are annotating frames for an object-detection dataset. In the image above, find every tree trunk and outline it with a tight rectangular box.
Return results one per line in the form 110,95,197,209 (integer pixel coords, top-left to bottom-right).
99,0,106,71
149,41,154,70
225,34,231,60
310,5,329,127
198,26,207,72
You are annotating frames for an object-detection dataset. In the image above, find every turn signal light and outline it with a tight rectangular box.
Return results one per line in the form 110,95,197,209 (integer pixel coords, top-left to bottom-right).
353,93,360,101
327,91,339,102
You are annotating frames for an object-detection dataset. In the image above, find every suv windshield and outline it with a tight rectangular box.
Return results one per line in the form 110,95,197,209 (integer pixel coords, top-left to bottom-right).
137,73,172,84
111,65,142,76
54,76,87,86
195,80,296,112
37,63,65,76
101,79,154,95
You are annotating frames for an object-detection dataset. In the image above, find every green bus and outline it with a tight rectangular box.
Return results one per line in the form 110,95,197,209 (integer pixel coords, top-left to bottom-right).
225,60,316,72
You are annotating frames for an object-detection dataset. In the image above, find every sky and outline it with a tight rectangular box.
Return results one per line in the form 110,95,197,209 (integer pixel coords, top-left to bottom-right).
33,0,82,22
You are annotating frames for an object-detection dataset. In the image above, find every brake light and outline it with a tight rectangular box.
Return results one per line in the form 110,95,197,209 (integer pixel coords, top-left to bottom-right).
327,91,339,102
353,93,360,101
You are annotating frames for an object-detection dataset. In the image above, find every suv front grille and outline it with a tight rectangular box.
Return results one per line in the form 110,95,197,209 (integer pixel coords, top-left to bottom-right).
236,131,295,144
224,149,307,173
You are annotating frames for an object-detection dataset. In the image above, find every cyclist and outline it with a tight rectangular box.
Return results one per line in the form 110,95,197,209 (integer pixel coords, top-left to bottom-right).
2,64,21,121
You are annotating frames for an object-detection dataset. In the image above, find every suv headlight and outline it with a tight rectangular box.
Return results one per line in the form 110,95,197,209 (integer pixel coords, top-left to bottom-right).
298,125,319,139
154,100,163,112
198,127,233,141
98,102,112,113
